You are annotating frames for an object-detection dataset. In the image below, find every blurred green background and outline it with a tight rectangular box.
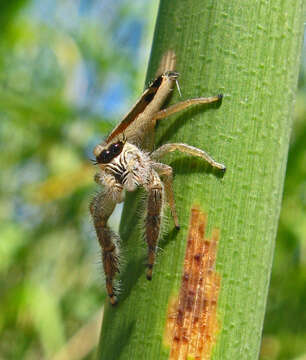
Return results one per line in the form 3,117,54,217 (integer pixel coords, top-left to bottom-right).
0,1,305,359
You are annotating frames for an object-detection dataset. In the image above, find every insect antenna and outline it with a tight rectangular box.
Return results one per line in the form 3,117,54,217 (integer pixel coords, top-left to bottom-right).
175,78,182,97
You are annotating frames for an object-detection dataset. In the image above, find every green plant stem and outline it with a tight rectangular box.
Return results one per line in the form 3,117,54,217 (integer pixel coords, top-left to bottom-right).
96,1,304,359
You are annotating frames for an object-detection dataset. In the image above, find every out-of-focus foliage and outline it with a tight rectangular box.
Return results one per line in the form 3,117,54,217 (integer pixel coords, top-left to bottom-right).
0,0,157,359
0,0,305,359
260,38,306,360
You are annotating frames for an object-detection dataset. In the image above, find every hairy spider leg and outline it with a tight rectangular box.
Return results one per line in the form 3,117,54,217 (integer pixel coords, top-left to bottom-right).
90,178,123,306
144,171,164,280
153,162,180,229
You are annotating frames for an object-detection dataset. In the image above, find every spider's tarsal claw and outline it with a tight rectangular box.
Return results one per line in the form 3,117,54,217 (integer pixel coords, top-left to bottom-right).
146,264,153,280
109,294,118,306
175,225,180,231
216,163,226,174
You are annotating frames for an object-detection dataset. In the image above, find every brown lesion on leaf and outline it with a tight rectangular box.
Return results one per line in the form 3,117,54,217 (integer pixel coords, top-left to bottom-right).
164,205,221,360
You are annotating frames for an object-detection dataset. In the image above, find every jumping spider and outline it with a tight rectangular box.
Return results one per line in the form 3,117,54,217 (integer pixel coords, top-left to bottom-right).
90,54,225,305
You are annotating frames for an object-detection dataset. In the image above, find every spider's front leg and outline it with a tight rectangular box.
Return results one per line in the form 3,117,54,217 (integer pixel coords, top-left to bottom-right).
144,171,164,280
90,174,124,305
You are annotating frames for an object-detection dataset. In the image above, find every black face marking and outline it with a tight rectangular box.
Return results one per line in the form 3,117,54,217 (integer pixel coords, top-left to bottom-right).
96,141,124,164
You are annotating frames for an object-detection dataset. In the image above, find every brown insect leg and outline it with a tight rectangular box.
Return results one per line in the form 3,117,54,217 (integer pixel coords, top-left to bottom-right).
145,174,164,280
90,192,121,305
152,143,226,172
153,95,222,121
155,50,176,77
153,163,180,229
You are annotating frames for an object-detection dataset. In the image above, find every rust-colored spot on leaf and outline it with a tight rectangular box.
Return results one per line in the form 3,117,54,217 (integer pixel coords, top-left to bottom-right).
164,205,221,360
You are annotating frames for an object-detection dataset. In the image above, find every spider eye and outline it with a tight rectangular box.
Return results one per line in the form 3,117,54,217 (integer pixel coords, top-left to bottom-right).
96,150,111,164
109,142,123,156
95,142,124,164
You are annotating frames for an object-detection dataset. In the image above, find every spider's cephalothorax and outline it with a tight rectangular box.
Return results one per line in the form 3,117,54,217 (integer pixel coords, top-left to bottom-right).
90,52,225,305
94,140,153,192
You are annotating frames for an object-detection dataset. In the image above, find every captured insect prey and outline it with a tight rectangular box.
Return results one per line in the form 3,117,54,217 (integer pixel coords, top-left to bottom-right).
90,53,225,305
